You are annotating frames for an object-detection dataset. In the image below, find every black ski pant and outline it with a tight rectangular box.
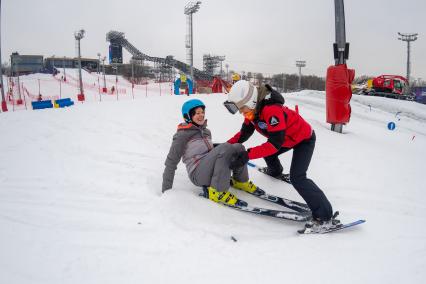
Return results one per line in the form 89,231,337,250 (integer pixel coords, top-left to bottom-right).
264,131,333,221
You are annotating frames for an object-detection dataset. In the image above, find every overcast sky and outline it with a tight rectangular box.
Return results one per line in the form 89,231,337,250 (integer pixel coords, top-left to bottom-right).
3,0,426,80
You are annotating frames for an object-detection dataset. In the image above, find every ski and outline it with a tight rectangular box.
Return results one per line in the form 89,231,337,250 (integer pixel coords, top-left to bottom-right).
225,203,311,222
200,187,311,222
243,186,311,213
248,162,291,184
298,219,366,234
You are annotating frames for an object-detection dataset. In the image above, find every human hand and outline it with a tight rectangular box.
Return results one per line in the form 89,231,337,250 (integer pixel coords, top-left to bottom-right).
229,150,249,169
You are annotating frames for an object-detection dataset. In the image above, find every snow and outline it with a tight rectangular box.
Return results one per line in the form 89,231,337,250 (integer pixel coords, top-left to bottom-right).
1,71,426,283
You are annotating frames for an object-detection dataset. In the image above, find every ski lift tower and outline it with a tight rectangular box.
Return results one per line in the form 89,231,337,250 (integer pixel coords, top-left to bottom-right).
75,29,85,101
184,1,201,85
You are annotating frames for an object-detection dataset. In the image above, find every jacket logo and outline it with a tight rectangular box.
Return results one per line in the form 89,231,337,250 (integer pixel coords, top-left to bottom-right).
269,116,280,126
258,121,268,129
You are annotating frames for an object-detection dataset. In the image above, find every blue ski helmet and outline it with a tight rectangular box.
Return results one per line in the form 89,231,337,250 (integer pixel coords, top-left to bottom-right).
182,99,205,123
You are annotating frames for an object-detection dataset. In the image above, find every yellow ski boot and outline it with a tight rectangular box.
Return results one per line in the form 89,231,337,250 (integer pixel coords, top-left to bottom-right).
203,186,246,206
230,178,258,194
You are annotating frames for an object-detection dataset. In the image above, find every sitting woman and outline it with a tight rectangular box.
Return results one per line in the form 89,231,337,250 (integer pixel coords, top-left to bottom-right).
162,99,258,206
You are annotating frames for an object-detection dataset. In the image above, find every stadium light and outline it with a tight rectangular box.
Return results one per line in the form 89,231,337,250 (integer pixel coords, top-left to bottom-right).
184,1,201,86
296,60,306,90
184,1,201,14
398,32,418,84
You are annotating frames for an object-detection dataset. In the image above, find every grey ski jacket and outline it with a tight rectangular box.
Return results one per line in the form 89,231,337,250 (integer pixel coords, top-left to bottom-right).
162,121,213,192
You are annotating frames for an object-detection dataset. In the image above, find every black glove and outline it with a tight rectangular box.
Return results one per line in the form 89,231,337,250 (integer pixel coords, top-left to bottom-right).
229,150,249,169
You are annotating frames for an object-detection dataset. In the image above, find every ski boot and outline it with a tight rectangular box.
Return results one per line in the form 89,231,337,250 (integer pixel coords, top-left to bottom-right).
298,211,342,234
202,186,247,207
230,178,259,194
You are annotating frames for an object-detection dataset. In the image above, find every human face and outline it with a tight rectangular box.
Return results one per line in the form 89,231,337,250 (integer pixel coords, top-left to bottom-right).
239,106,255,121
191,107,205,125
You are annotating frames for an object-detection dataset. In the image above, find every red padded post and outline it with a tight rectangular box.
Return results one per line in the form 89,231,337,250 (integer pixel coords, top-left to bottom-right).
326,64,354,124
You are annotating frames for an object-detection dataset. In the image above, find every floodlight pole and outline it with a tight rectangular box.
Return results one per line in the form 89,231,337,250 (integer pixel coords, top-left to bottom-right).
131,58,134,83
188,12,194,81
113,58,118,100
296,60,306,90
74,29,85,101
102,56,106,90
398,32,418,84
17,66,21,100
97,52,101,74
63,56,67,81
0,0,7,112
184,1,201,90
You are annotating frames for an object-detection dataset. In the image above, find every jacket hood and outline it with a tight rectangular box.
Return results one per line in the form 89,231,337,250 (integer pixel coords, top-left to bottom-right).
255,84,285,115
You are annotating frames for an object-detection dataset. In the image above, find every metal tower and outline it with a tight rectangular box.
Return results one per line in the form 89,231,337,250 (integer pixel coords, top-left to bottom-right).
203,54,225,76
184,1,201,82
398,32,418,84
296,60,306,90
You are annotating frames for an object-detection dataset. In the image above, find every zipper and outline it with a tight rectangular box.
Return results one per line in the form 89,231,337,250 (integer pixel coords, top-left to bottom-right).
200,128,212,151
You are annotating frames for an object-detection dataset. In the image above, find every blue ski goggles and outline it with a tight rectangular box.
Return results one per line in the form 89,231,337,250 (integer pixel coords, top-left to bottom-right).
223,101,239,114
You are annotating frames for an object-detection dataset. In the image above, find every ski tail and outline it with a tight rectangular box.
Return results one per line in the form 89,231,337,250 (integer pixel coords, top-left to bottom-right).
250,187,311,213
248,162,291,184
298,219,366,234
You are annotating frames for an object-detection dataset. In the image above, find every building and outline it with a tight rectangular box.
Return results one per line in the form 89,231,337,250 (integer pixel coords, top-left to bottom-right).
9,53,101,76
80,58,99,70
10,52,43,76
44,57,74,69
44,57,99,71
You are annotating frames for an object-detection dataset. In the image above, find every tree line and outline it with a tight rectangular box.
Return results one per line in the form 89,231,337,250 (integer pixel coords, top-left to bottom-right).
229,71,326,92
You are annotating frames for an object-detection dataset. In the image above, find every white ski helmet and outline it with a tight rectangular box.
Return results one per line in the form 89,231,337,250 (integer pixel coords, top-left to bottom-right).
227,80,258,110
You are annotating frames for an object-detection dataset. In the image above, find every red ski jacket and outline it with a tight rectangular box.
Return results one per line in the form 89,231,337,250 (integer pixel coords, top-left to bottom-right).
228,104,313,160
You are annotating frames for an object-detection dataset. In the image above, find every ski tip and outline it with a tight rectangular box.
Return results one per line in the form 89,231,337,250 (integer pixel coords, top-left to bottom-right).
348,219,366,224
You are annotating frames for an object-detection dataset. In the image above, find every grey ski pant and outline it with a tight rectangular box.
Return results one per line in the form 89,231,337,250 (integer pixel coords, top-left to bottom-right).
190,143,249,191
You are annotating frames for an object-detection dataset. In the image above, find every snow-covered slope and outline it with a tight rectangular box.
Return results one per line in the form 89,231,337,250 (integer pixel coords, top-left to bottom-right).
1,75,426,283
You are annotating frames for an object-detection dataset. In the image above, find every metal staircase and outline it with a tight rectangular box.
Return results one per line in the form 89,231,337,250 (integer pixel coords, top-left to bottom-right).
106,31,213,81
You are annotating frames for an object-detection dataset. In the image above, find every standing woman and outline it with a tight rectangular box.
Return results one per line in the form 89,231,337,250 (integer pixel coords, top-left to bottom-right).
223,80,339,231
